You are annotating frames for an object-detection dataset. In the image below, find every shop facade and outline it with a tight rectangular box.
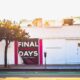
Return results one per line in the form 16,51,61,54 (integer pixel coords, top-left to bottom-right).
0,26,80,65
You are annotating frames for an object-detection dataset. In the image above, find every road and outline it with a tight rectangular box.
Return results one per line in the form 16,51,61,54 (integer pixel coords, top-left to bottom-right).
0,71,80,77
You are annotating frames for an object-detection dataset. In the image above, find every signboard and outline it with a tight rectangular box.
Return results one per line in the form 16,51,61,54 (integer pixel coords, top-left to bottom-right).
18,38,39,64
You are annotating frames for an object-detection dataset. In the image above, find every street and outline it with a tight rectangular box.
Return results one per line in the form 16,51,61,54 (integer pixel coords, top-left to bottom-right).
0,71,80,77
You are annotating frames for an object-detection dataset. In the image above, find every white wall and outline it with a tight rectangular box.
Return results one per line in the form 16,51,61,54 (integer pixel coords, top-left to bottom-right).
65,40,80,64
0,40,15,65
25,26,80,65
25,26,80,39
43,39,66,64
43,39,80,64
0,26,80,65
0,40,5,64
7,42,15,64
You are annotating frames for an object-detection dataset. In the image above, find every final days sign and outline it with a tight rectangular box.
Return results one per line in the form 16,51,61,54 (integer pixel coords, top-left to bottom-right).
18,39,39,64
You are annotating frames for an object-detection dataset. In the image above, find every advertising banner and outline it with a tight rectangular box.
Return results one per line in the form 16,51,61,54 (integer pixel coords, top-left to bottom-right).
18,38,39,64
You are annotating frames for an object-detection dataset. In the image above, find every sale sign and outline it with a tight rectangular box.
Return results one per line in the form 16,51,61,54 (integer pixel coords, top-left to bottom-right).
18,38,39,64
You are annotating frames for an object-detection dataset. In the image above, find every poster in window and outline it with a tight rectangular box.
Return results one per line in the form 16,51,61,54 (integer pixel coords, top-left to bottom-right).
18,38,39,64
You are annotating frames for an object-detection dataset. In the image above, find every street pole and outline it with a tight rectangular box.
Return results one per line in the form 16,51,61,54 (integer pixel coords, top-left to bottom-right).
44,52,47,69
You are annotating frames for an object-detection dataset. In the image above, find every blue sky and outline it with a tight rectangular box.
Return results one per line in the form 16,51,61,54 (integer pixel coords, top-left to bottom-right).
0,0,80,21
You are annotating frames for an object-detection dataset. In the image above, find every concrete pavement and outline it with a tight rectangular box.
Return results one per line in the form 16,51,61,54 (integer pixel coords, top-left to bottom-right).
0,64,80,71
0,65,80,77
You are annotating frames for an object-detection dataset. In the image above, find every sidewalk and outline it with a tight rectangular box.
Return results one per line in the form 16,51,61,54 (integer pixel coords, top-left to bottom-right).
0,64,80,71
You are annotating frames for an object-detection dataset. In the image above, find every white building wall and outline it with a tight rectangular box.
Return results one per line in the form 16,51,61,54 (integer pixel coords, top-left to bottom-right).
65,40,80,64
0,26,80,65
7,42,15,64
0,41,14,65
43,39,66,64
43,39,80,64
25,26,80,64
25,26,80,39
0,40,5,64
